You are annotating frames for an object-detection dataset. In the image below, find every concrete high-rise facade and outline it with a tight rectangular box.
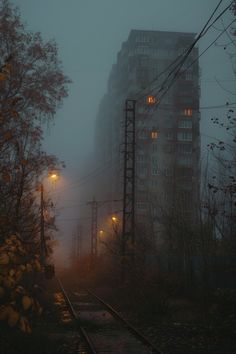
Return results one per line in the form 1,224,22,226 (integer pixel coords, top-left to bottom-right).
94,29,200,244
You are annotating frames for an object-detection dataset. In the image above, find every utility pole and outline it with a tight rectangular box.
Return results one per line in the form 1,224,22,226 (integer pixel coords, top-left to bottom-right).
122,99,136,276
76,224,82,261
87,198,98,265
40,183,47,264
87,198,121,267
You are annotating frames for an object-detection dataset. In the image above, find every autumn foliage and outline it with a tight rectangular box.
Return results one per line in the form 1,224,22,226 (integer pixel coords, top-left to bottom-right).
0,0,70,331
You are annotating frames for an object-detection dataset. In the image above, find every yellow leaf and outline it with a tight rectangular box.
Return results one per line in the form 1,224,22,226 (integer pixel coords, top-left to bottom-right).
19,265,26,272
9,235,18,241
3,63,11,75
15,270,23,282
8,308,20,327
12,110,19,118
3,276,15,289
26,263,33,272
0,305,10,321
34,259,41,272
0,73,7,81
9,269,15,277
21,159,28,166
0,253,9,265
3,131,13,140
14,286,25,295
19,316,31,333
22,295,32,311
2,173,11,183
0,286,5,299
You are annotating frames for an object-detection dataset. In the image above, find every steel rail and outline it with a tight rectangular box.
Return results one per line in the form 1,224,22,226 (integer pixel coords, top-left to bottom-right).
57,278,98,354
86,288,164,354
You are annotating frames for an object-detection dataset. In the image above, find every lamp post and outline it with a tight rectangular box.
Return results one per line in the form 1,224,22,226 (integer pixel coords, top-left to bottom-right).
39,171,59,265
40,183,47,264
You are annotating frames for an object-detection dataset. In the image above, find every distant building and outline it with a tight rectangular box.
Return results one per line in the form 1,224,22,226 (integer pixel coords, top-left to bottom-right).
94,29,200,246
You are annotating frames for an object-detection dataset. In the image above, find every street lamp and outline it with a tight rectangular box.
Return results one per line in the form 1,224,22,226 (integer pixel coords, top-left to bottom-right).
111,216,118,223
40,172,59,265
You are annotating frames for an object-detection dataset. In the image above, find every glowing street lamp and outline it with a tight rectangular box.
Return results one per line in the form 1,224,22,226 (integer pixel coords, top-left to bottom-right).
111,216,118,223
48,171,59,183
40,171,59,264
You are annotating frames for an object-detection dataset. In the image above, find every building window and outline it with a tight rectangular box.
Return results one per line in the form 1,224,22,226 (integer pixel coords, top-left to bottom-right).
135,35,150,43
164,144,174,153
177,131,192,141
152,143,158,153
165,132,173,140
178,155,192,166
151,180,158,187
182,108,193,117
177,167,193,178
164,167,173,177
137,163,147,176
177,143,192,154
137,154,146,162
151,155,158,176
138,129,148,139
152,168,159,176
178,120,192,128
185,71,193,80
151,131,158,139
137,202,147,210
135,46,150,55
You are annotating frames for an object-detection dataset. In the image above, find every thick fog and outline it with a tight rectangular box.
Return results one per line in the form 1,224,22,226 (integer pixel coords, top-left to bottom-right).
12,0,236,264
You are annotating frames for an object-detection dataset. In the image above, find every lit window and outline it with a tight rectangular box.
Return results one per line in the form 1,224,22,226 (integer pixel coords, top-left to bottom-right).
182,108,193,116
146,95,157,105
151,131,158,139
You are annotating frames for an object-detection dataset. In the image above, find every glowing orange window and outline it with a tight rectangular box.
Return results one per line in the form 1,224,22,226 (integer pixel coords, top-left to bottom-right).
151,131,158,139
183,108,193,116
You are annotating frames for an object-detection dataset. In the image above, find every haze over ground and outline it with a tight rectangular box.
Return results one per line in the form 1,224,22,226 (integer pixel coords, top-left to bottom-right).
12,0,236,264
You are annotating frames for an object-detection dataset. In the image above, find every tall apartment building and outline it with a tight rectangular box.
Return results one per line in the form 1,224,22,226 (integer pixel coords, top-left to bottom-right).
94,29,200,245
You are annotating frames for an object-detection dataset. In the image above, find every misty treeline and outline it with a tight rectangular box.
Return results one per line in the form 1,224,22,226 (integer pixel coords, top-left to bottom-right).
0,0,70,243
0,0,69,331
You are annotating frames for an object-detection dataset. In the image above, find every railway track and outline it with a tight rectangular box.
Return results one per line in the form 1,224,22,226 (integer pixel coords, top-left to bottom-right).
57,279,163,354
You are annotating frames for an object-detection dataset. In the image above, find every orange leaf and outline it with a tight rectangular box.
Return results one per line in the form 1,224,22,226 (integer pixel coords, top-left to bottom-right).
3,131,13,141
2,173,11,183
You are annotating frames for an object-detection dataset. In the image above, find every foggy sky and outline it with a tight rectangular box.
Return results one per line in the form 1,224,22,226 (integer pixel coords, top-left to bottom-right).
12,0,236,264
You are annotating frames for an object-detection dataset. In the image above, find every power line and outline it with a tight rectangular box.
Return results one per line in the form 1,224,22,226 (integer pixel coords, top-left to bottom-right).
134,0,233,103
57,199,122,211
56,216,91,222
151,17,236,112
50,159,119,194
